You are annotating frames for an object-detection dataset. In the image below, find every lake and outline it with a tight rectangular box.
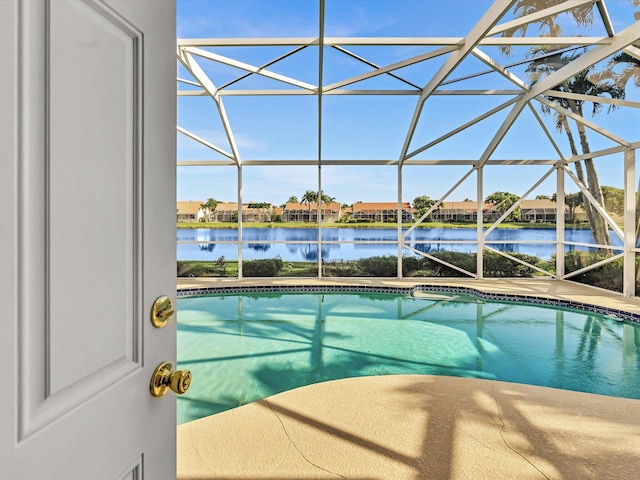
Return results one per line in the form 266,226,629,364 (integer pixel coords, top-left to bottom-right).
177,227,624,262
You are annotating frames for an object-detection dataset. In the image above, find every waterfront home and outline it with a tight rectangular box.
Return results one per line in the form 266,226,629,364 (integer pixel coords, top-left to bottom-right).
282,202,341,222
214,203,272,222
352,202,413,222
177,201,205,222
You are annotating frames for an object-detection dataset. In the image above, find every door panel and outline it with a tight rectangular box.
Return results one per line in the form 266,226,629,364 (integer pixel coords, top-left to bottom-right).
48,0,141,395
0,1,176,479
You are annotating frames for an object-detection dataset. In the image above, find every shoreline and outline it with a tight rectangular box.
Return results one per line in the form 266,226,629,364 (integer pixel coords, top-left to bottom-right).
177,222,592,230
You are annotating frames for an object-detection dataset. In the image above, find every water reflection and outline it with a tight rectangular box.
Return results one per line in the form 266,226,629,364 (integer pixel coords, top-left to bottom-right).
177,293,640,423
177,227,621,262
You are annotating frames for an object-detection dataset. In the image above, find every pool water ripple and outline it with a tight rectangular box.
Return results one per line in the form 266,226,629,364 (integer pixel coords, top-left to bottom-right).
177,292,640,424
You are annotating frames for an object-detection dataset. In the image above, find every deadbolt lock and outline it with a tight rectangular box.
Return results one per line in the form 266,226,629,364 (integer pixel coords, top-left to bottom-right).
150,361,192,397
151,295,174,328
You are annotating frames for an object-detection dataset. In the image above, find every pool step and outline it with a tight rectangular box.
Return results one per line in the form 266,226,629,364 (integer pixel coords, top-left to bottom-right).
412,291,484,303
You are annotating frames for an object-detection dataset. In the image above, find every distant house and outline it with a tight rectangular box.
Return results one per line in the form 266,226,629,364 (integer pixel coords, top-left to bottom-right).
177,201,205,222
520,199,560,223
431,201,503,222
282,202,341,222
432,201,478,222
213,203,272,222
340,205,354,222
272,206,284,220
352,202,413,222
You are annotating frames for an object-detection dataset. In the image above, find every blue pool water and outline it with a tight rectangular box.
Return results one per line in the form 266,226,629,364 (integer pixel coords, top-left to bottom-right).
177,292,640,424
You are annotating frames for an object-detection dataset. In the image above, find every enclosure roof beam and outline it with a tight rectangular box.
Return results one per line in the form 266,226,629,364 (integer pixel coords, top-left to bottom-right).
178,49,243,166
544,90,640,109
176,126,234,160
477,20,640,169
218,46,308,91
595,0,615,37
177,159,568,167
487,0,598,36
323,46,455,92
331,46,422,90
177,36,611,47
526,102,565,160
179,88,528,96
471,48,529,91
406,97,519,160
184,47,317,91
564,165,624,242
523,20,640,102
623,44,640,61
398,0,516,166
535,96,630,146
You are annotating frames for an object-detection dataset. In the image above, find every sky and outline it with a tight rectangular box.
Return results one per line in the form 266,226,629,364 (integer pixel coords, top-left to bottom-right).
176,0,640,205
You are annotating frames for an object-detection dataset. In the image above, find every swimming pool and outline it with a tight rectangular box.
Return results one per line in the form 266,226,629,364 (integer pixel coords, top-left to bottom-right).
176,290,640,424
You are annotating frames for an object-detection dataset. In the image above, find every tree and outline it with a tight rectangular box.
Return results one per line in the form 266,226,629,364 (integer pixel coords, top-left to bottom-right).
500,1,594,55
553,192,584,223
526,50,623,246
200,197,219,222
301,190,317,222
413,195,437,220
501,2,625,248
596,23,640,240
320,192,335,205
484,191,521,222
601,186,624,218
286,195,298,204
535,194,551,200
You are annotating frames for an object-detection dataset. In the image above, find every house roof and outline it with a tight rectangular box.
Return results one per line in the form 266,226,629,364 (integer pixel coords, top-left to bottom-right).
215,203,271,212
520,199,557,210
176,201,202,215
284,202,341,212
436,201,475,212
353,202,411,212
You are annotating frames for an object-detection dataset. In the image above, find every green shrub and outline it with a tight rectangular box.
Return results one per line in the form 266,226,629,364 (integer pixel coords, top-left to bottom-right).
427,251,477,276
243,258,284,277
482,251,541,277
323,260,359,277
401,256,421,274
358,256,397,276
564,250,625,292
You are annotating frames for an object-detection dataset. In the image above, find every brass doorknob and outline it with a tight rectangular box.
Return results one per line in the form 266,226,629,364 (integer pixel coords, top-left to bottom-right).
151,295,174,328
150,361,192,397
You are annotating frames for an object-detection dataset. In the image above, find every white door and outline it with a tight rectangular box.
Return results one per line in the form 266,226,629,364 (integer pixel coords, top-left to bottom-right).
0,1,177,479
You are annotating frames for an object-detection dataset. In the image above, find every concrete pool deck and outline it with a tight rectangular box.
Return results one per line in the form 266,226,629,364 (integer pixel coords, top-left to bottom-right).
176,278,640,479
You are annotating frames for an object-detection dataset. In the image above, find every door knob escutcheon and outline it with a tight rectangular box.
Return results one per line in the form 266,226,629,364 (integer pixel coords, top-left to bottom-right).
151,295,174,328
150,361,192,397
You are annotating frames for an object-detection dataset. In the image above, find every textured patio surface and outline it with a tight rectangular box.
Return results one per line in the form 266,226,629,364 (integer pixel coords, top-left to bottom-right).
176,279,640,479
177,375,640,480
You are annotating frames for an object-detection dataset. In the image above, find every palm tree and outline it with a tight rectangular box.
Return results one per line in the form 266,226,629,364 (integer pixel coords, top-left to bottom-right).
501,3,625,248
320,192,335,205
200,197,219,222
500,0,594,55
595,38,640,241
301,189,317,222
526,51,625,247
